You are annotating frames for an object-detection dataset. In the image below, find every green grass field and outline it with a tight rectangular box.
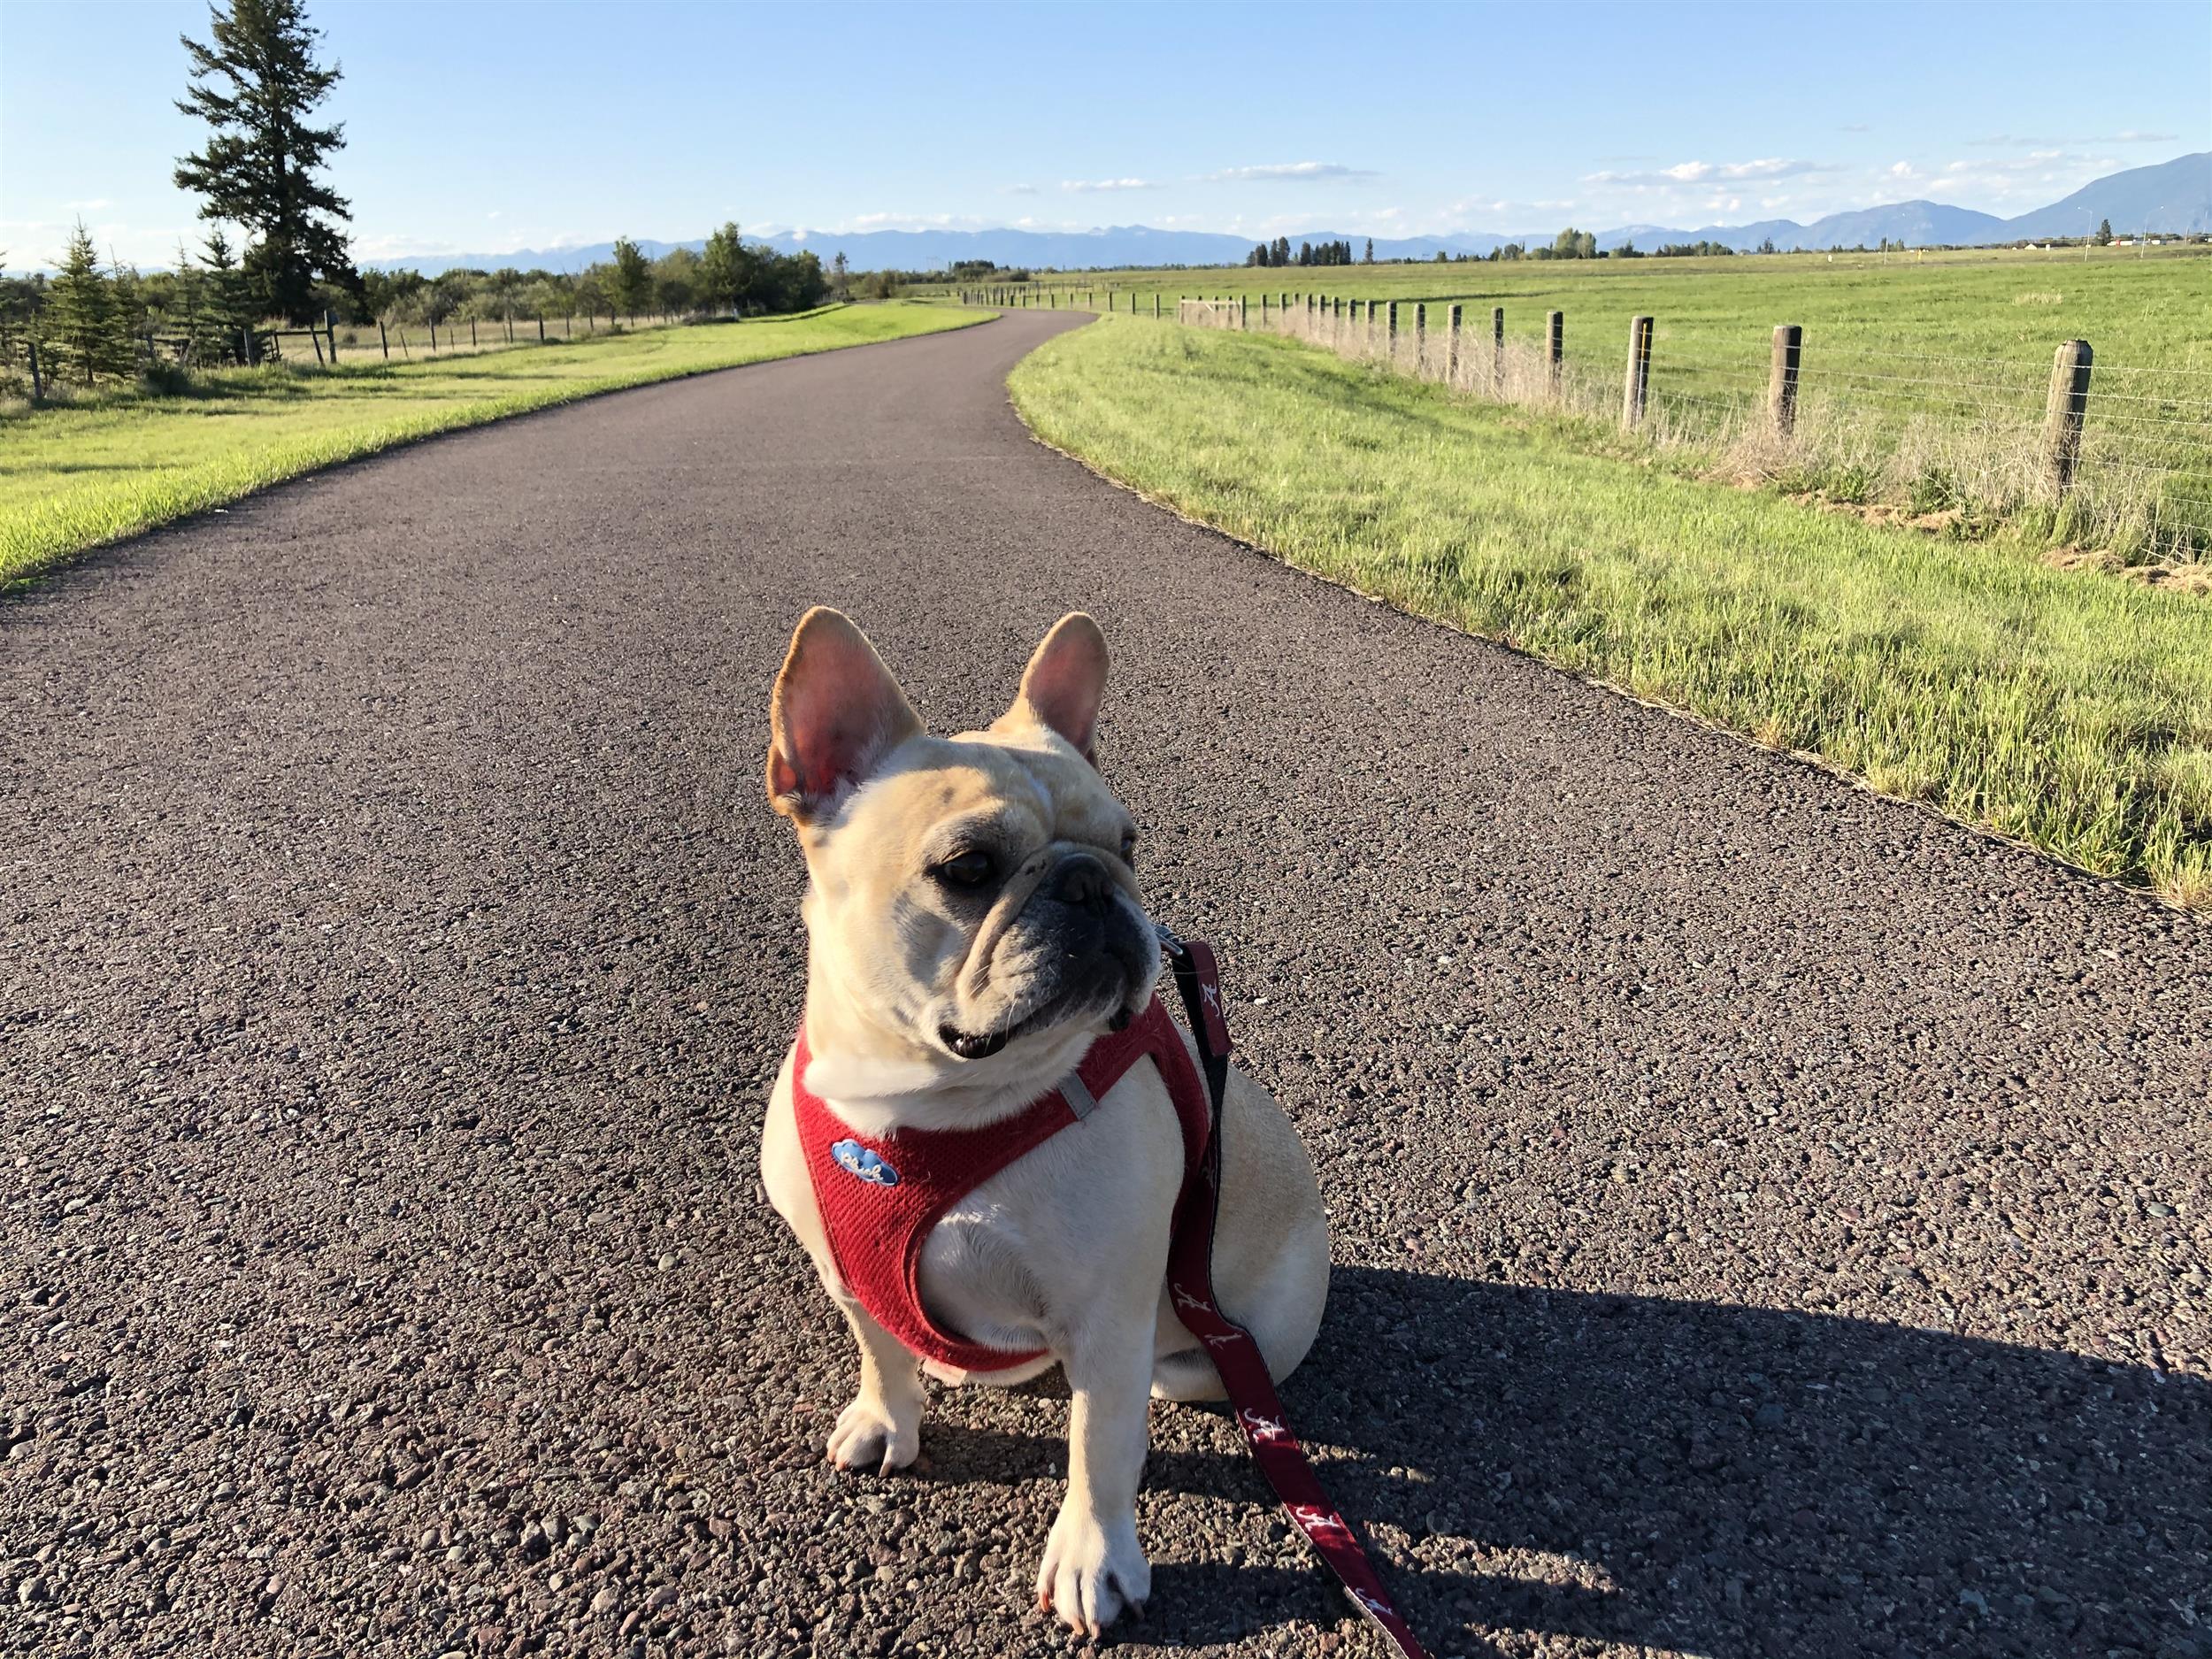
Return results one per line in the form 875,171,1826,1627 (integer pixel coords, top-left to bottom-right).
964,244,2212,369
976,248,2212,557
1009,318,2212,908
0,302,984,589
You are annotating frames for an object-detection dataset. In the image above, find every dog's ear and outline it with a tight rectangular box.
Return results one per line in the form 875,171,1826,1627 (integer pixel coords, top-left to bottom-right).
766,608,922,820
1000,612,1109,764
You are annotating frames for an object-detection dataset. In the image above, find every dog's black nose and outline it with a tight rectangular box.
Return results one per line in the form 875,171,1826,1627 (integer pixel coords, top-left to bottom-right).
1048,855,1115,916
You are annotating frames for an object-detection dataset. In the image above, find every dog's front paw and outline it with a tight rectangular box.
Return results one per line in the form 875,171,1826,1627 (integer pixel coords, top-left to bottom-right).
1035,1502,1148,1637
826,1394,919,1474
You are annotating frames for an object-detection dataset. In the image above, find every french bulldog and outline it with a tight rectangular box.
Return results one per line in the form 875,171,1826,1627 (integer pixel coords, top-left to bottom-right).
758,606,1330,1637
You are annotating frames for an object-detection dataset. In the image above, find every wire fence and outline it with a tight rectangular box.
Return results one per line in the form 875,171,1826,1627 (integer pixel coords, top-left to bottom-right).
1181,294,2212,559
0,306,728,399
957,282,2212,560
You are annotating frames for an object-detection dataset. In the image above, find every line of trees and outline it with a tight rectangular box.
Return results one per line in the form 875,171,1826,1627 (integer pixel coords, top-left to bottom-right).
0,219,834,394
360,227,829,333
1246,237,1358,268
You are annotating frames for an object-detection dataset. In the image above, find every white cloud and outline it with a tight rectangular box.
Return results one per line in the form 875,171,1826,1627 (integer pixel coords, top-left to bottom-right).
1585,157,1831,189
1003,183,1040,196
1059,178,1157,193
1204,161,1379,184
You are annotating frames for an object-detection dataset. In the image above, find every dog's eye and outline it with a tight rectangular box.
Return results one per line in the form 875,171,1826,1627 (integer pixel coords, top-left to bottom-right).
930,849,995,889
1119,829,1138,865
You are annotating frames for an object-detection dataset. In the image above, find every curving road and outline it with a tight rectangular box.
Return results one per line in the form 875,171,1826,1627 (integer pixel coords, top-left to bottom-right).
3,309,2207,1659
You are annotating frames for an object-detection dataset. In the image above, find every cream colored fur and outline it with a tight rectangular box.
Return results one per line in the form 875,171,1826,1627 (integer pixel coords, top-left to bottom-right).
757,610,1329,1637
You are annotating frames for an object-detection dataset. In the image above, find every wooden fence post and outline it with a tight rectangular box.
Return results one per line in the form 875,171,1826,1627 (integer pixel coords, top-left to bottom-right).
27,338,41,400
1447,303,1462,383
1239,295,1248,329
326,311,340,363
310,324,325,366
471,319,479,348
379,319,389,359
1387,300,1399,359
2040,339,2093,497
1154,293,1161,319
1768,324,1803,437
242,326,255,366
1415,303,1426,374
1622,314,1652,428
538,316,546,343
1545,311,1563,393
1491,306,1505,392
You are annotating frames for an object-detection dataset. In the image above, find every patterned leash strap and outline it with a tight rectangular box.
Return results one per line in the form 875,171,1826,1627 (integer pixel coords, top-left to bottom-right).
1156,930,1431,1659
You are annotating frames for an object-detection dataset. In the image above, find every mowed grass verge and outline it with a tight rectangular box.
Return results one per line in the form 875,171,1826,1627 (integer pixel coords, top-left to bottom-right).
1009,319,2212,907
1,302,986,588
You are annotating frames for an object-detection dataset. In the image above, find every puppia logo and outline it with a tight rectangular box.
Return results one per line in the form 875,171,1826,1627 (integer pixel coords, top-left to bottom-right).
830,1139,900,1187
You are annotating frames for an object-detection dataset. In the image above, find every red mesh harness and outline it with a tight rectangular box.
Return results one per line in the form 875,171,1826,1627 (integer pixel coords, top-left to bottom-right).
792,995,1210,1374
791,937,1429,1659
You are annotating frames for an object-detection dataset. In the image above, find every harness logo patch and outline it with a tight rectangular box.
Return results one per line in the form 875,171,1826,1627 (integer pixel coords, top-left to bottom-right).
831,1139,899,1187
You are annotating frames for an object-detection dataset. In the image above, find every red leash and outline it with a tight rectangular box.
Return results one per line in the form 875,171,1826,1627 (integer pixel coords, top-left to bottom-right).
1159,932,1431,1659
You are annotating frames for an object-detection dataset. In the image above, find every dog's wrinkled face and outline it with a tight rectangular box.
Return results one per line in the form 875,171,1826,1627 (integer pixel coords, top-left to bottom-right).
767,609,1158,1069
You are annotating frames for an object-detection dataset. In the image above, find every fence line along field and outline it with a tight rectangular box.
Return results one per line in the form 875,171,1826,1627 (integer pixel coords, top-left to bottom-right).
953,246,2212,560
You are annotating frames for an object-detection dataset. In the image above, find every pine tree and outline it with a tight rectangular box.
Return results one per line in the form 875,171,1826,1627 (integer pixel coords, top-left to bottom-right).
1363,237,1374,264
2095,218,2113,245
174,0,355,323
195,228,251,363
46,222,137,385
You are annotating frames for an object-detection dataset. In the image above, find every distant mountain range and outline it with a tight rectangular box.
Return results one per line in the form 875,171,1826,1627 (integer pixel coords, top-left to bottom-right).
374,152,2208,275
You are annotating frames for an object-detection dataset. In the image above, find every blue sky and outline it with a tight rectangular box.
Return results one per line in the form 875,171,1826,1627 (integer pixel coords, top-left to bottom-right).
4,0,2206,267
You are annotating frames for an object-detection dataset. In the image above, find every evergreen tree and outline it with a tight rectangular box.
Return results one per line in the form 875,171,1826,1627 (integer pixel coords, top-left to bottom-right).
830,250,850,299
1363,237,1374,263
190,228,238,362
1271,234,1291,267
46,223,137,385
204,228,255,361
2095,218,2113,245
174,0,355,322
611,237,651,322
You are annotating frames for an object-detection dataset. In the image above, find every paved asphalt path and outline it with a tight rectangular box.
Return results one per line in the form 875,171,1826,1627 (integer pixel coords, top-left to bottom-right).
4,309,2208,1659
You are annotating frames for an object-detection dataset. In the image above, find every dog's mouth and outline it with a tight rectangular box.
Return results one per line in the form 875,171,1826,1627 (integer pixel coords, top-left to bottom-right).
938,1024,1010,1061
936,999,1135,1064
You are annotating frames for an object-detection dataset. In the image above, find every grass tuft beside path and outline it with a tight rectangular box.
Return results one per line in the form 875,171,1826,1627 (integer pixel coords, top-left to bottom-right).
1,303,984,589
1009,319,2212,907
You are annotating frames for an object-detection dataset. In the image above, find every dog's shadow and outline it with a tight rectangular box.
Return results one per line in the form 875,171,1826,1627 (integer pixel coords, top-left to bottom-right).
918,1268,2210,1657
